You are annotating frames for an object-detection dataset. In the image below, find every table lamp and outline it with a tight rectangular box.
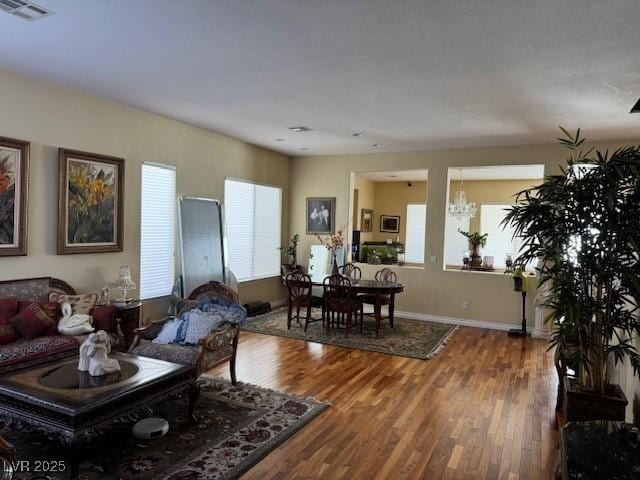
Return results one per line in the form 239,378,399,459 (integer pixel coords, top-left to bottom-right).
113,265,136,306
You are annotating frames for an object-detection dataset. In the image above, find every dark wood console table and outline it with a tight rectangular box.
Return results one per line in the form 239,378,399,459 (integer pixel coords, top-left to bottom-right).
114,300,143,350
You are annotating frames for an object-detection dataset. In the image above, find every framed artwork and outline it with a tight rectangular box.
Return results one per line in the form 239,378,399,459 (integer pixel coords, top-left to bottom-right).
360,208,373,233
380,215,400,233
58,149,124,254
0,136,30,256
306,197,335,235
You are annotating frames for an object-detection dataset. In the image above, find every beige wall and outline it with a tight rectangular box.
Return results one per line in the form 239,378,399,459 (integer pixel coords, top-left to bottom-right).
448,179,538,234
291,140,638,329
0,68,290,323
372,181,427,244
353,176,375,243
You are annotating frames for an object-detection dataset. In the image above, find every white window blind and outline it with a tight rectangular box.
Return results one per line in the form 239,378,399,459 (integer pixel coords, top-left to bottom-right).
480,204,521,268
444,214,471,266
140,163,176,299
224,178,282,282
405,203,426,264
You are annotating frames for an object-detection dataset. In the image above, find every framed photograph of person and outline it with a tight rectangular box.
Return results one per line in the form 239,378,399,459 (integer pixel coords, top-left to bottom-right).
306,197,335,235
58,149,124,254
360,209,373,233
0,136,30,256
380,215,400,233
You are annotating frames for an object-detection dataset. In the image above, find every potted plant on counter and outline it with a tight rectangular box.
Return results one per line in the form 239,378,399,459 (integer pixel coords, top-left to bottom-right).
458,230,488,267
279,233,300,275
511,267,526,292
502,128,640,422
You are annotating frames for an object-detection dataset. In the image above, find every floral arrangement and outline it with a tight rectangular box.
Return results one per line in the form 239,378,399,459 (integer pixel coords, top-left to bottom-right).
317,228,344,252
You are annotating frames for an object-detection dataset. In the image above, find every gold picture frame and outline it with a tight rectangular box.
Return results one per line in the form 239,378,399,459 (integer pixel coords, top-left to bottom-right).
58,149,124,254
0,136,30,256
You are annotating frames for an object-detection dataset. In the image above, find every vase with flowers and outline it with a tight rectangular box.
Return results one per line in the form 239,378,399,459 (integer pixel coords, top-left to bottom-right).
317,228,345,274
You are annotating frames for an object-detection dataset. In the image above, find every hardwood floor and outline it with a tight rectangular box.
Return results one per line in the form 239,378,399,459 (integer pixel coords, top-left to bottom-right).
208,326,560,479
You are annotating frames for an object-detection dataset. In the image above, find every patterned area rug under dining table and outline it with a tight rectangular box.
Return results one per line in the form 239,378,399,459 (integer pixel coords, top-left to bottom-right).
242,307,457,360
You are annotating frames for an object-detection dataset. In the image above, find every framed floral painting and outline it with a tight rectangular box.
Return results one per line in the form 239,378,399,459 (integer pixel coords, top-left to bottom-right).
58,149,124,254
0,136,30,256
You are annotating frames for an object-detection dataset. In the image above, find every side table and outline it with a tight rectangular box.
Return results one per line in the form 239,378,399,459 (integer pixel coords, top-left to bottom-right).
113,300,143,351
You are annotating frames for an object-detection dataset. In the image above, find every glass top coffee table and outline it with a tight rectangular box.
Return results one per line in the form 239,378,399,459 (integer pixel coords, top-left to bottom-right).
0,353,197,448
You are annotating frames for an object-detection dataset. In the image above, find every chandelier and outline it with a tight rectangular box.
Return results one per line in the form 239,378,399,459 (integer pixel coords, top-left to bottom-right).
448,169,476,220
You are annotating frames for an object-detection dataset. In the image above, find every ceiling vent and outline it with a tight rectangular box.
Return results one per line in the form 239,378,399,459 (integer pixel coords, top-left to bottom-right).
0,0,53,21
631,99,640,114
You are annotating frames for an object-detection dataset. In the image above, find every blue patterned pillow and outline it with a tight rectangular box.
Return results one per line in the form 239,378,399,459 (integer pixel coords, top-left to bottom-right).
173,313,190,344
195,299,247,326
182,309,225,345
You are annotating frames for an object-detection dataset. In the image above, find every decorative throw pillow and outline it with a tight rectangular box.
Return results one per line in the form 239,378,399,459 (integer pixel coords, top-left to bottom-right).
205,303,247,325
9,303,57,339
182,309,225,345
49,293,98,315
174,317,189,344
153,318,182,344
18,301,60,335
0,298,19,344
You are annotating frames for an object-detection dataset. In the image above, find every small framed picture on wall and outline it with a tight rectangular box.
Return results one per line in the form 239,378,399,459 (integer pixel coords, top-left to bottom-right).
380,215,400,233
360,209,373,232
306,197,335,235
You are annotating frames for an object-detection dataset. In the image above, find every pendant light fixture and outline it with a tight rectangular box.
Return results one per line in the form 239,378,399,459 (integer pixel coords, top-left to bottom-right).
448,169,477,220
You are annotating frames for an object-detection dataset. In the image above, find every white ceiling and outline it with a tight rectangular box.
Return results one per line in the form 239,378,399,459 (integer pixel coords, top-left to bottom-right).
0,1,639,156
357,170,428,182
449,165,545,181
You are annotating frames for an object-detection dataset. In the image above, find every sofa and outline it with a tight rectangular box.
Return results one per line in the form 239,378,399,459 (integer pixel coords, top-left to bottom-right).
0,277,119,375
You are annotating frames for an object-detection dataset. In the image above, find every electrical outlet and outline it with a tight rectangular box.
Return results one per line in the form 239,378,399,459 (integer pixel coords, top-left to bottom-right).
462,301,470,310
430,255,437,264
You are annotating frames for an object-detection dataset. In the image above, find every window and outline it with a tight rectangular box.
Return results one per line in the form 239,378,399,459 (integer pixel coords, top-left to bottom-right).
444,214,470,266
405,203,426,264
480,204,521,269
140,163,176,299
224,178,282,282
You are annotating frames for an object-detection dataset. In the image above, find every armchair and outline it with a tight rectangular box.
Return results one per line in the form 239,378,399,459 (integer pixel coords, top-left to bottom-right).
130,281,240,384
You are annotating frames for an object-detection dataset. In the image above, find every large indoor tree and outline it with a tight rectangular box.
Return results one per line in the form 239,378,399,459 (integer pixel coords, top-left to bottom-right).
503,128,640,394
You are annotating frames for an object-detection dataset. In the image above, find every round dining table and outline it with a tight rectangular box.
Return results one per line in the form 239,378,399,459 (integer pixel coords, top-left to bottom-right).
309,276,405,336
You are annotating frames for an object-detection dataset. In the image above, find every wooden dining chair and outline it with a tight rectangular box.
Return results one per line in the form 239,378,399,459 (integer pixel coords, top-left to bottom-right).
361,268,398,329
339,263,362,280
323,274,363,337
285,270,320,332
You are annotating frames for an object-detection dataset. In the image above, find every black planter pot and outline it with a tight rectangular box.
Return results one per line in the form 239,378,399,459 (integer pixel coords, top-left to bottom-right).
563,376,628,422
513,277,523,292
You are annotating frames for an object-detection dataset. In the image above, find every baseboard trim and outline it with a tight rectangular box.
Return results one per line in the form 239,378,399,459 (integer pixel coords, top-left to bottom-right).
531,328,551,340
395,310,534,334
269,298,287,309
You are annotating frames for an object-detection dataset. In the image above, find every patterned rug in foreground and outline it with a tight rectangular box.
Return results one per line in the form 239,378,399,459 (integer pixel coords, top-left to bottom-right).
242,307,457,360
4,378,329,480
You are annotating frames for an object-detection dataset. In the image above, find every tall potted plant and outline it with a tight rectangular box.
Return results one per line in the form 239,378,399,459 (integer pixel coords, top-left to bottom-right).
458,230,488,267
503,128,640,422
